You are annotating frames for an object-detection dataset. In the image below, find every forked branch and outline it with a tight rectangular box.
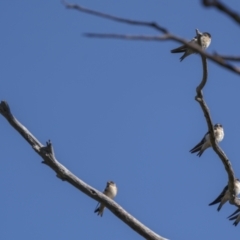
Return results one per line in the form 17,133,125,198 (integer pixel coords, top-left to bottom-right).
63,1,240,75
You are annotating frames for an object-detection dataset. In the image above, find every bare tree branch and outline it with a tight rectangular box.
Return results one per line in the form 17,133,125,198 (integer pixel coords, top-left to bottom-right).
84,32,240,75
0,101,168,240
84,33,169,41
213,52,240,62
202,0,240,25
63,2,240,75
62,0,168,33
193,29,240,218
85,33,240,62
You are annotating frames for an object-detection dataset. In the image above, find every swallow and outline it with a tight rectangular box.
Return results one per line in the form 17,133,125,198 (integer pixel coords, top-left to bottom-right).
209,179,240,211
189,123,224,157
94,181,117,217
171,31,211,61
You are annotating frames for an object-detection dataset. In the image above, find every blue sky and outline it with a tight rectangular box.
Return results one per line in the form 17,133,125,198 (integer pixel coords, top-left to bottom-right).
1,1,240,240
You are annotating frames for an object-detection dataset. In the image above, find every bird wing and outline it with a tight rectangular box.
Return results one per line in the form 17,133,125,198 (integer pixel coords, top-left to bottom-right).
189,132,208,153
228,208,240,218
209,185,228,206
171,37,197,53
229,214,238,221
94,202,100,212
171,45,187,53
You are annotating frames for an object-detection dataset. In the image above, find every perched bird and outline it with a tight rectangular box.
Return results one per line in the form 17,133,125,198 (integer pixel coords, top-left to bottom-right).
94,181,117,217
171,31,211,61
209,179,240,211
189,123,224,157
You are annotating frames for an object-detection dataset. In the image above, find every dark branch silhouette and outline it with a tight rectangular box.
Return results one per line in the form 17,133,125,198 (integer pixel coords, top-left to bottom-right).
63,2,240,75
202,0,240,25
0,101,168,240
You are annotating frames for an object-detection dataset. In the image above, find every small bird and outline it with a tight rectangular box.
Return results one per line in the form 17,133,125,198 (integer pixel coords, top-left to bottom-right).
209,179,240,211
189,123,224,157
171,31,211,61
94,181,117,217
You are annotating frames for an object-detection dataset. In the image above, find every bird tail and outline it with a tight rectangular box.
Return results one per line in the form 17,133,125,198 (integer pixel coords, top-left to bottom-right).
208,198,221,206
189,144,202,154
179,53,188,62
233,221,239,226
228,209,240,218
196,150,204,157
229,215,238,220
94,207,100,213
94,203,104,217
228,215,239,226
170,47,186,53
217,203,223,211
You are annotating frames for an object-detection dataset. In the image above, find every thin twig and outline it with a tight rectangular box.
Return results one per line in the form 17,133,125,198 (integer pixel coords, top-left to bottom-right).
62,1,168,34
202,0,240,25
84,33,169,41
84,32,240,75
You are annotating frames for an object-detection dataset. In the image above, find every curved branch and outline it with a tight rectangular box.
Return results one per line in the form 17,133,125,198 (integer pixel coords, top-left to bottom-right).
202,0,240,25
193,30,239,216
0,101,168,240
194,30,214,147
